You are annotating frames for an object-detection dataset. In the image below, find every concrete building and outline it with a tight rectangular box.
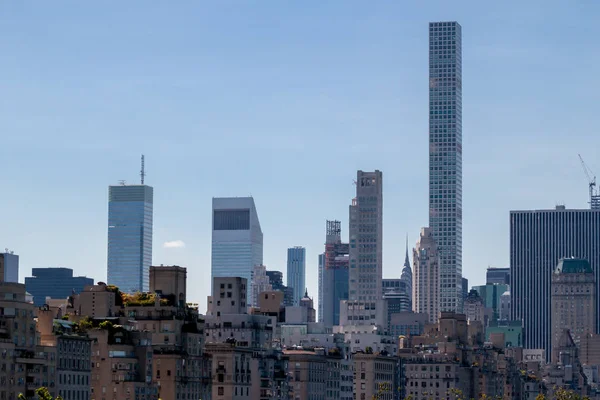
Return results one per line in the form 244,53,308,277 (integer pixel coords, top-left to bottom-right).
266,270,294,307
413,227,440,323
73,282,120,318
510,206,600,356
0,250,19,283
354,353,396,400
486,267,510,285
287,246,306,305
388,311,429,338
551,258,596,362
429,21,463,313
486,320,523,348
56,334,92,400
107,183,153,293
284,349,327,400
25,267,93,306
210,277,248,316
347,170,384,326
149,265,186,307
211,197,263,304
205,343,254,400
250,264,272,307
322,220,349,328
499,290,511,321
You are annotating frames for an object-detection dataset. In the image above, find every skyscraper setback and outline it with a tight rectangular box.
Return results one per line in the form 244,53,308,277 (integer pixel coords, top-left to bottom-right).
428,21,463,313
107,182,153,293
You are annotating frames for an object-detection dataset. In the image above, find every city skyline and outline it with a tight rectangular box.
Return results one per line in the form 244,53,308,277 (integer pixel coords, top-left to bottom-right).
3,3,600,312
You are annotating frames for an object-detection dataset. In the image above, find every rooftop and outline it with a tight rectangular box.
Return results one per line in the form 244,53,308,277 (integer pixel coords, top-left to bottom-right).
555,258,593,274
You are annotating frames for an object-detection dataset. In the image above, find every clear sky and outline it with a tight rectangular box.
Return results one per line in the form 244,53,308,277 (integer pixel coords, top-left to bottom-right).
2,1,600,312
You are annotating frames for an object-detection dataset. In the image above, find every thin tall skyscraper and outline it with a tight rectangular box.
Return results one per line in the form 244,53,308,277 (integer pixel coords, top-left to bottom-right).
287,246,306,305
346,170,384,326
323,220,349,328
211,197,263,305
510,206,600,359
107,181,153,293
428,21,463,312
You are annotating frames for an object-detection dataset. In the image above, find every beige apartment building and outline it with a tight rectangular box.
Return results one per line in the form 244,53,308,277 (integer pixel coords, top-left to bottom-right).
551,258,596,363
353,352,396,400
284,349,327,400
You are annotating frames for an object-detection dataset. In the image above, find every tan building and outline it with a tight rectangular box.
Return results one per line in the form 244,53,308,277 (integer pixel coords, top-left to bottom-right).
250,264,272,307
209,277,248,316
551,258,596,363
149,265,186,307
404,360,471,400
73,283,120,318
464,289,485,325
284,349,327,400
354,352,396,400
413,227,440,324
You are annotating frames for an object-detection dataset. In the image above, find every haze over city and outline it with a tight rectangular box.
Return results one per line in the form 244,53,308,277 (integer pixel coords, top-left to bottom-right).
2,1,600,312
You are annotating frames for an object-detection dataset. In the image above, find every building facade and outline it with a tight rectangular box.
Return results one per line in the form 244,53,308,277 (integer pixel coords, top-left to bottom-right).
510,206,600,355
318,253,324,323
347,170,384,326
56,335,92,400
428,21,463,313
413,227,440,323
287,246,306,305
25,268,93,306
486,267,510,285
211,197,263,304
551,258,596,362
250,264,272,308
322,220,349,328
0,250,19,283
107,183,153,293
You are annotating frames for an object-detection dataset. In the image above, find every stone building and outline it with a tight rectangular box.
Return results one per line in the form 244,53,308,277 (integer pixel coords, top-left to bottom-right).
353,352,397,400
284,349,327,400
551,258,596,363
56,334,92,400
413,227,440,324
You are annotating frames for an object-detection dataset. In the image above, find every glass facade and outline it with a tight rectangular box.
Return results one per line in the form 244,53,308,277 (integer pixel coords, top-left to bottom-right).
107,184,153,293
25,268,94,306
287,247,306,305
211,197,263,304
429,21,463,313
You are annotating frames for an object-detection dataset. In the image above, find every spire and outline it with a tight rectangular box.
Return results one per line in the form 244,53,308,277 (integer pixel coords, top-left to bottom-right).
404,233,410,269
304,288,308,298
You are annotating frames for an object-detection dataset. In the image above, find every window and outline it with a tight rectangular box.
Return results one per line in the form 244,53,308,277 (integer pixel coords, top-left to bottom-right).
218,387,224,396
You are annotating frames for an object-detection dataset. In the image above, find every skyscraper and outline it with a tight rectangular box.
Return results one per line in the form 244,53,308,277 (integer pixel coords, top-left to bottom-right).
25,267,94,306
318,253,325,323
287,246,306,305
211,197,263,304
346,170,384,326
510,206,600,357
322,220,349,328
400,236,413,307
428,21,463,313
413,227,441,324
107,183,153,293
0,250,19,283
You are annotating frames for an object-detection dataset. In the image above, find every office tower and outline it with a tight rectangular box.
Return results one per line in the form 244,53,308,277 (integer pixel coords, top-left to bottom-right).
266,270,294,307
413,227,440,324
0,250,19,283
428,21,463,313
461,277,468,298
472,283,509,323
322,220,349,327
107,180,153,293
510,206,600,356
400,237,413,305
318,253,325,323
287,246,306,305
551,258,596,363
250,264,272,307
486,267,510,285
25,267,94,306
211,197,263,304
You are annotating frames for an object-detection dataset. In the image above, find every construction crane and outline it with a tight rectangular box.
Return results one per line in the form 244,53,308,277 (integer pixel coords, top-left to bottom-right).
578,154,600,209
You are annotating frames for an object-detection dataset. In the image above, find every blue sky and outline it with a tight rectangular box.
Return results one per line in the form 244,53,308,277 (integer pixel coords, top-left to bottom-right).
2,1,600,311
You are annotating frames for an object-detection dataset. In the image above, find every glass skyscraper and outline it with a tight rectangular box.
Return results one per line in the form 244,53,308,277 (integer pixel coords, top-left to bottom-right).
25,267,94,306
287,246,306,305
107,184,153,293
429,21,463,313
211,197,263,304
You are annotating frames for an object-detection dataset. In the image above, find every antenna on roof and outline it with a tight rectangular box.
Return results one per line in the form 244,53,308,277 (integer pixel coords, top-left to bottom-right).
140,155,146,185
